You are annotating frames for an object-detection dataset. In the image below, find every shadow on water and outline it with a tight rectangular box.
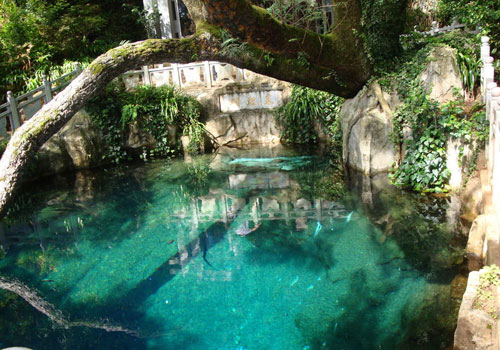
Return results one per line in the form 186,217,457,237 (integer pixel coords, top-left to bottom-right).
124,221,227,304
242,218,334,273
294,268,458,350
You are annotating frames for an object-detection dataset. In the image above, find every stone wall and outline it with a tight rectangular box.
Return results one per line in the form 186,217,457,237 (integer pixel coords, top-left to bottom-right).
183,72,292,146
28,71,292,177
454,37,500,350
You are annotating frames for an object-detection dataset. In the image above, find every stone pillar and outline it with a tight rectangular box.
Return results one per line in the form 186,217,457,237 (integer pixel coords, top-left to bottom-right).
487,82,498,178
481,36,491,99
143,0,182,39
491,87,500,220
483,57,495,101
481,36,490,61
6,91,21,131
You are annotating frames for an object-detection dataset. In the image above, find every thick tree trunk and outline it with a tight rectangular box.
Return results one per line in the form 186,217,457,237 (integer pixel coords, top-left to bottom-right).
199,0,370,92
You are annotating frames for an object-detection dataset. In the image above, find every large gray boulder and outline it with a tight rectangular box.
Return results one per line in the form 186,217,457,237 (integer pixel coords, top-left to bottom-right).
341,82,400,174
341,45,463,176
35,110,107,176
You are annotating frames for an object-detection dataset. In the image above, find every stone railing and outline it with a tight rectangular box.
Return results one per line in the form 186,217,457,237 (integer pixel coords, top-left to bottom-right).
401,18,479,38
121,62,254,91
0,65,82,136
481,36,500,220
0,61,257,137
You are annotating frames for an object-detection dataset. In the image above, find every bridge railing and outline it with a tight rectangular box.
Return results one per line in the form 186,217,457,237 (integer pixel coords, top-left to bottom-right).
121,61,253,90
400,17,479,39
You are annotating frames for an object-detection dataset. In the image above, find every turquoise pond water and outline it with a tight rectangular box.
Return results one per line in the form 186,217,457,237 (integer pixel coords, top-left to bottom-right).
0,147,465,350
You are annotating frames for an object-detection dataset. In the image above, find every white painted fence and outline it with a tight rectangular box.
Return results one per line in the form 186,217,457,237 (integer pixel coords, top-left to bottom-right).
0,65,82,136
481,36,500,220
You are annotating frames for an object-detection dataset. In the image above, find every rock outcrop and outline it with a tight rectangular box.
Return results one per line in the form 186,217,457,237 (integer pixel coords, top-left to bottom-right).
35,110,107,176
454,270,499,350
185,73,291,146
341,82,400,174
340,46,464,179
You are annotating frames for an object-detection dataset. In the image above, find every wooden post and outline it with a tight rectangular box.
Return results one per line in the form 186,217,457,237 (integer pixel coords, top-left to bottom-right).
142,65,152,85
6,91,21,131
42,74,53,103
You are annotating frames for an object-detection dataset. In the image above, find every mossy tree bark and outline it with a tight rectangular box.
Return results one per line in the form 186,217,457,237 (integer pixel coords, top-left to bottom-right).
0,0,407,218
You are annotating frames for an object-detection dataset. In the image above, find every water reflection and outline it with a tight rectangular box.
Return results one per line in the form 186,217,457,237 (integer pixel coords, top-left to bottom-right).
0,147,466,350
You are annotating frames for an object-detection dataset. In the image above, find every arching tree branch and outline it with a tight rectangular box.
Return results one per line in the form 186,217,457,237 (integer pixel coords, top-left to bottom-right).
0,35,217,219
0,0,391,218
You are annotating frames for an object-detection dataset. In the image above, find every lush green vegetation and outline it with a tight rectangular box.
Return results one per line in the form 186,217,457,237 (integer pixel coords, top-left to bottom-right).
275,85,344,145
380,32,489,192
0,0,145,97
86,84,205,164
438,0,500,56
474,264,500,320
0,138,8,158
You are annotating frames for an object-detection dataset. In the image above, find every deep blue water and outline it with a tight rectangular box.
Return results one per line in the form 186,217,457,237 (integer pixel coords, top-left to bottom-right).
0,147,465,350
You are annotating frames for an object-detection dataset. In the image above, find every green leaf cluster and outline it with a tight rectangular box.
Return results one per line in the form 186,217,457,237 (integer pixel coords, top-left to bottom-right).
360,0,409,69
86,83,204,164
383,35,489,193
438,0,500,58
264,0,331,33
0,0,145,97
275,85,344,145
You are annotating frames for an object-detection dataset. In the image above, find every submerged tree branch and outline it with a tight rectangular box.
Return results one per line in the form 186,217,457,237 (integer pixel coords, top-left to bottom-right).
0,276,139,336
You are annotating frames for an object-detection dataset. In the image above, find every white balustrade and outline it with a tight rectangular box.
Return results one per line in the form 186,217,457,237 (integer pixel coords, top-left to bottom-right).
481,36,500,220
1,65,82,134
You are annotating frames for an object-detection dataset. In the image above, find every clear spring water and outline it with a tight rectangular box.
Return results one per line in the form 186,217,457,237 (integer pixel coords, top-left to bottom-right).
0,147,465,350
